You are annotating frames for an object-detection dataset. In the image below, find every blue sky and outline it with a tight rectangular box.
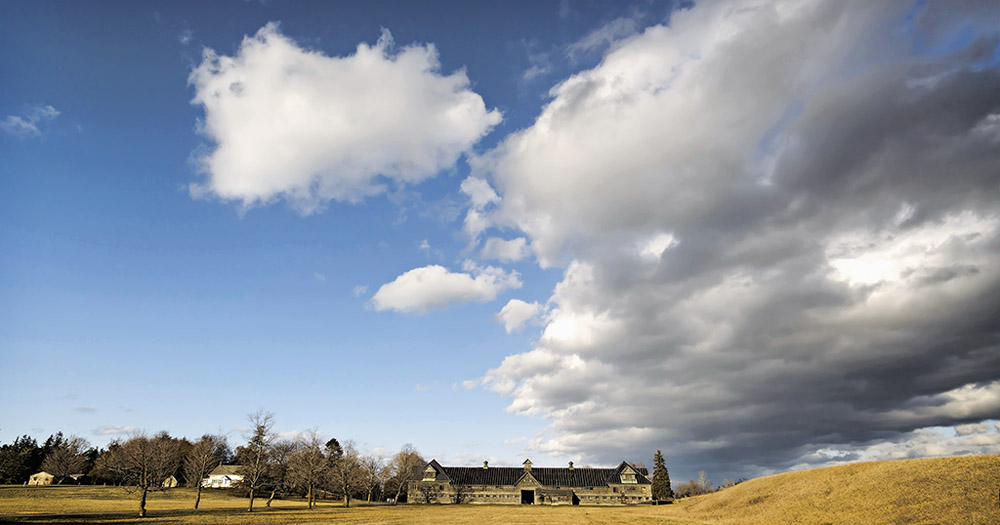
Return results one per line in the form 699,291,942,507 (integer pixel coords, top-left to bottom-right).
3,1,1000,482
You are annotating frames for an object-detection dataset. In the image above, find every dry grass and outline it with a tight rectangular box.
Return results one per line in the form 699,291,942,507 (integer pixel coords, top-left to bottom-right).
1,455,997,524
666,454,1000,525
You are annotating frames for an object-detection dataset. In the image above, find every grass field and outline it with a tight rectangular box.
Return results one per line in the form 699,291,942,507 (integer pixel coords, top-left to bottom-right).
1,455,997,524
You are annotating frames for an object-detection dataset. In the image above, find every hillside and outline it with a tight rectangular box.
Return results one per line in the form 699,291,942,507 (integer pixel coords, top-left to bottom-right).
664,454,1000,524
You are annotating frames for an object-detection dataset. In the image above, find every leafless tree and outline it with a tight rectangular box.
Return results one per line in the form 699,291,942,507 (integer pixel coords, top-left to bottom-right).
265,440,295,507
237,410,275,512
386,444,424,504
98,432,180,517
287,432,327,509
697,471,713,493
416,482,440,503
40,435,90,484
452,483,469,504
358,454,385,503
327,440,363,507
182,434,227,509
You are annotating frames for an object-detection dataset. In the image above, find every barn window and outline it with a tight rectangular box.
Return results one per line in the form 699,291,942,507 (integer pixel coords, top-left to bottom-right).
422,466,436,481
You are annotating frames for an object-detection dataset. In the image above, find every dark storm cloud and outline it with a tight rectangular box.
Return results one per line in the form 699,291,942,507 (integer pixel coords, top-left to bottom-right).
473,0,1000,480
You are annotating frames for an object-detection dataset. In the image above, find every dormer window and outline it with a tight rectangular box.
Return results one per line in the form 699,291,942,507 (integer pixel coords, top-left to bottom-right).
422,466,437,481
620,466,637,484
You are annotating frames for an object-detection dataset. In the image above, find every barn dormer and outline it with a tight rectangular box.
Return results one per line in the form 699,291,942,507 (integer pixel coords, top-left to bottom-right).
523,458,532,472
620,465,637,484
422,465,437,481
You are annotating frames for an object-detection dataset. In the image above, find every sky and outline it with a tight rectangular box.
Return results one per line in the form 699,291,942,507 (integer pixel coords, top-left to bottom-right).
2,0,999,483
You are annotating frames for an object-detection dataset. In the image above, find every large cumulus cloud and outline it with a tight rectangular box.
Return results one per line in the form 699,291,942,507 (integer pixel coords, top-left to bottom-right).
472,0,1000,478
189,23,501,213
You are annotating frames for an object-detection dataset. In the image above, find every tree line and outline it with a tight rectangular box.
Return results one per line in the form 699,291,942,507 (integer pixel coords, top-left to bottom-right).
0,410,426,517
1,414,685,517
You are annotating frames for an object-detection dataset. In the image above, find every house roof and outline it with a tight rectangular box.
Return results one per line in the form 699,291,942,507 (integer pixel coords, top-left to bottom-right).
208,465,242,476
414,460,650,488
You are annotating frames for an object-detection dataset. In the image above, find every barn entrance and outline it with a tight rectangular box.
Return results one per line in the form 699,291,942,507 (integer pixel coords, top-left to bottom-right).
572,492,580,505
520,490,534,504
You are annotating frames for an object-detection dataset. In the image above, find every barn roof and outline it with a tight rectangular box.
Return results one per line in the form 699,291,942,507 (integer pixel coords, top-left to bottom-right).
415,460,650,488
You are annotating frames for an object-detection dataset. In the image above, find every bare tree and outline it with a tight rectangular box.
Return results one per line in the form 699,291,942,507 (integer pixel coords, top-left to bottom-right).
182,434,227,509
237,410,275,512
98,432,180,517
40,436,90,484
452,483,469,504
386,444,424,504
697,471,713,493
327,440,363,507
416,482,440,503
358,454,385,503
287,432,328,509
265,440,295,507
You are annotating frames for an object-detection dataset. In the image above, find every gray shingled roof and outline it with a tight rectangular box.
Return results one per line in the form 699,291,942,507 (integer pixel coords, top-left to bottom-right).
208,465,242,476
415,460,650,488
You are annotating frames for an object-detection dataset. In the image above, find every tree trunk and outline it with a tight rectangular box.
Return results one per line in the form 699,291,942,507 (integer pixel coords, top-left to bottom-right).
394,484,404,505
266,489,275,507
344,493,350,508
307,483,313,509
139,486,148,518
194,484,202,509
248,488,255,512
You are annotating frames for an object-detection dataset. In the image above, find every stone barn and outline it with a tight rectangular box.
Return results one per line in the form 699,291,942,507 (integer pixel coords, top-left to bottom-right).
28,472,54,486
408,459,652,505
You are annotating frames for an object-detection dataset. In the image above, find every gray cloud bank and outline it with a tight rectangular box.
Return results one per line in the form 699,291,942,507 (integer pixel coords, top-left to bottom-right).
471,0,1000,479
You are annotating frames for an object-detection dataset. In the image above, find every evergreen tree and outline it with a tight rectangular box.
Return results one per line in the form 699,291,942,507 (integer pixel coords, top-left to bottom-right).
651,449,673,501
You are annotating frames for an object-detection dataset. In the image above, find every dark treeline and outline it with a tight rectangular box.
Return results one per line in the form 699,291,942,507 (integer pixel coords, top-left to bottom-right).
0,411,427,517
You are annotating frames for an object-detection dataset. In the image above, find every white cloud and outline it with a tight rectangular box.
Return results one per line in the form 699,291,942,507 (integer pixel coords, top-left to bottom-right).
372,261,521,314
188,23,501,213
470,0,1000,478
954,423,989,436
481,237,529,262
566,14,641,62
496,299,543,333
638,231,677,261
178,29,193,46
419,239,431,252
313,272,326,282
352,285,368,297
1,105,59,137
460,176,500,210
94,425,140,436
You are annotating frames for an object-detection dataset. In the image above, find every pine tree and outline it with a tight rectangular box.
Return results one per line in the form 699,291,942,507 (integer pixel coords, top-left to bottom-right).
651,449,673,501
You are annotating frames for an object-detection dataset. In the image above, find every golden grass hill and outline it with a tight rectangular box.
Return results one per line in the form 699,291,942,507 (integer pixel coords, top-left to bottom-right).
408,459,653,505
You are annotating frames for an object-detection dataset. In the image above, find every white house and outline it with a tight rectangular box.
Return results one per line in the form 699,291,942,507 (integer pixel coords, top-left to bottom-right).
201,465,243,488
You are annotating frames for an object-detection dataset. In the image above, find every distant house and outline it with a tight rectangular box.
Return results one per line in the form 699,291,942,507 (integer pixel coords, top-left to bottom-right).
202,465,243,488
163,475,179,488
408,459,653,505
28,472,54,486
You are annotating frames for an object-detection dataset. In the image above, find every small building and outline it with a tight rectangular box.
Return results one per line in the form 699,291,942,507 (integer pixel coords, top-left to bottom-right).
201,465,243,488
163,475,179,488
408,458,653,505
28,472,54,486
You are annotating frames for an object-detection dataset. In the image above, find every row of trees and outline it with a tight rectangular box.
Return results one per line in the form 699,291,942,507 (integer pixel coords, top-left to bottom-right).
0,433,99,485
0,411,428,518
3,415,684,517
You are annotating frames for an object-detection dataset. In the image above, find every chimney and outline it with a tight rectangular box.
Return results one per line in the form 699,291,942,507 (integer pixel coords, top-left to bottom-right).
483,460,489,469
568,461,574,471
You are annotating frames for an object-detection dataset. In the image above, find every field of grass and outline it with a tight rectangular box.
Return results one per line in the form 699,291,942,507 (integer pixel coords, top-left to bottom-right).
1,455,997,524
